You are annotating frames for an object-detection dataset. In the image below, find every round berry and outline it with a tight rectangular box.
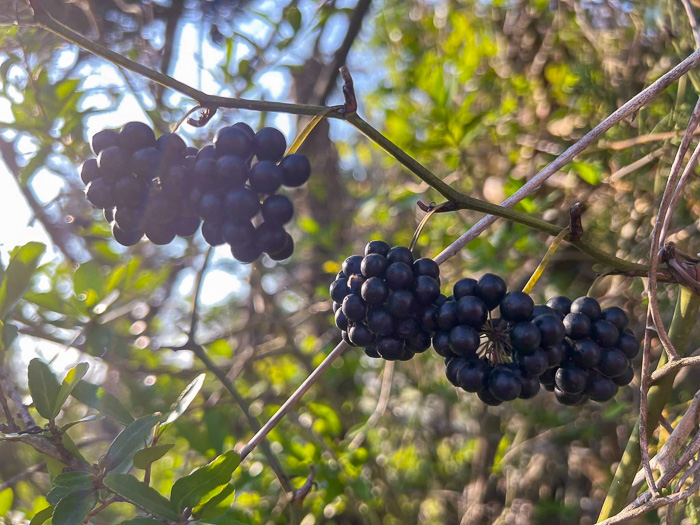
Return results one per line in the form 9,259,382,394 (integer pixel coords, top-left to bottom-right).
488,366,521,401
112,223,143,246
510,322,541,354
413,258,439,280
114,207,144,232
268,233,294,261
367,307,394,336
387,290,415,318
546,296,572,315
571,296,602,320
114,177,149,207
477,388,503,406
449,325,480,356
194,158,218,192
446,358,468,386
592,320,620,347
222,220,255,248
91,129,119,156
249,161,283,194
341,330,356,347
585,372,617,402
361,254,388,278
602,307,629,332
197,145,217,161
80,159,99,185
255,223,287,254
342,294,367,323
201,220,225,246
330,278,350,303
540,368,556,390
97,145,130,180
174,215,200,237
364,240,391,257
156,133,187,162
532,304,560,319
519,374,541,399
348,324,376,347
335,308,349,331
361,277,390,306
396,317,419,339
555,363,588,394
432,331,454,358
385,262,413,290
613,365,634,386
456,296,488,328
570,339,601,369
103,207,115,223
85,178,115,208
376,337,405,361
231,242,262,264
280,154,311,187
598,348,629,378
145,220,177,245
475,274,507,310
254,127,286,162
364,346,381,359
563,313,591,340
413,275,440,304
215,126,254,158
453,278,477,300
436,300,458,331
418,304,438,334
119,122,156,152
519,348,548,376
215,155,248,189
405,331,431,353
347,274,365,294
386,246,413,266
198,193,224,222
500,291,534,322
554,387,585,405
543,343,565,368
225,189,260,222
617,333,640,359
457,359,489,392
533,314,566,347
233,122,255,139
342,255,364,277
261,195,294,225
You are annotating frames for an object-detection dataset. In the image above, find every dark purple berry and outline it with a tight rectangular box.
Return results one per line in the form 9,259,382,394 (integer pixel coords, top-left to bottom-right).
519,348,548,376
413,275,441,304
342,255,364,277
446,358,468,385
174,215,200,237
268,233,294,261
342,294,367,322
543,343,565,368
386,246,413,266
419,304,438,334
364,240,391,257
563,313,591,340
156,133,187,162
280,154,311,187
367,307,394,336
533,314,566,347
585,372,617,402
554,387,585,405
475,274,507,310
119,122,156,152
413,258,439,280
510,322,541,354
114,207,144,232
602,307,629,332
80,159,99,185
453,278,477,300
249,161,283,194
477,388,503,406
91,129,119,156
499,292,534,322
396,318,419,339
532,304,560,319
201,220,225,246
335,309,349,330
571,296,602,320
85,178,115,208
254,127,287,162
385,262,413,290
387,290,415,318
145,220,177,245
231,242,262,264
436,300,458,331
598,348,629,378
261,195,294,225
348,324,376,347
215,126,254,158
330,278,350,303
222,220,255,248
215,155,248,189
405,331,431,353
457,359,489,392
570,339,601,369
432,331,454,358
97,145,130,180
449,325,480,356
488,366,521,401
112,223,142,246
547,296,572,315
519,374,541,399
255,223,287,254
456,296,488,328
617,333,640,359
555,362,588,394
225,189,260,222
592,320,620,347
376,337,405,361
361,254,388,278
613,365,634,386
361,277,390,306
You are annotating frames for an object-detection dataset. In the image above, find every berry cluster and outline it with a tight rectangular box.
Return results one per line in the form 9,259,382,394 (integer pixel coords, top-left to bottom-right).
81,121,311,263
330,241,442,361
539,296,638,405
435,274,566,405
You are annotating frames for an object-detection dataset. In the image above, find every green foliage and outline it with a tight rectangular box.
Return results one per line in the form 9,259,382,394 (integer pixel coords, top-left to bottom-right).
103,474,179,521
170,450,241,512
103,415,161,471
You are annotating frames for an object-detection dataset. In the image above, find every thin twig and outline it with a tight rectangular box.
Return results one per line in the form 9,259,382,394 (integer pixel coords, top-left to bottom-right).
639,314,660,496
651,354,700,383
682,0,700,48
348,360,395,451
432,49,700,265
660,140,700,242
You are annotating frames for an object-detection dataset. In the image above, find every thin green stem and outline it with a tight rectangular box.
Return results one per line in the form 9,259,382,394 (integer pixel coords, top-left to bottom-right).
20,4,646,274
598,287,700,520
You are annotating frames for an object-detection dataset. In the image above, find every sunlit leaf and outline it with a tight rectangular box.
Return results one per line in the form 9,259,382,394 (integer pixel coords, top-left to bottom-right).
0,242,45,320
170,450,241,511
103,414,161,471
133,443,174,469
103,474,179,521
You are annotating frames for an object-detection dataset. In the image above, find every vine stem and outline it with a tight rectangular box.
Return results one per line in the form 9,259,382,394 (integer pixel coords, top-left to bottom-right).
521,227,569,294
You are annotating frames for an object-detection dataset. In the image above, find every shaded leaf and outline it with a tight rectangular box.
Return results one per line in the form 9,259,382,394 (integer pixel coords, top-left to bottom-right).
51,490,96,525
29,506,54,525
103,414,161,471
170,450,241,511
133,443,174,469
46,472,95,505
0,488,12,516
71,380,133,425
194,483,235,521
51,362,89,419
119,519,164,525
161,373,205,429
27,358,61,420
0,242,45,320
103,474,179,521
60,414,103,432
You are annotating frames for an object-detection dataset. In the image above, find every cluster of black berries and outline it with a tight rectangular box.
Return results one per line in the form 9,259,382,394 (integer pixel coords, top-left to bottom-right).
539,296,638,405
434,274,566,405
330,241,442,361
80,121,311,263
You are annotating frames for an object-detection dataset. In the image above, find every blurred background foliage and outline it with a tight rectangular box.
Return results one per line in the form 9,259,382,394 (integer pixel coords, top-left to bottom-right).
1,0,700,523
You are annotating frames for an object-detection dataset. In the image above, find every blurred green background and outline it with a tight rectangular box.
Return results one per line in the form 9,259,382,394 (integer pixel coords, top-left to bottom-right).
1,0,700,523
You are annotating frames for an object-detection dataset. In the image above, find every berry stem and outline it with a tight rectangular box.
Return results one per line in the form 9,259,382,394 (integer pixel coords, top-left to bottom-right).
521,227,570,294
409,203,447,252
285,110,335,156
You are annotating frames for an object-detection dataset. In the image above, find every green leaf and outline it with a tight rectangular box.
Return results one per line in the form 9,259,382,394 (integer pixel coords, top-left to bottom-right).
194,483,235,521
60,414,103,432
29,506,54,525
46,472,95,504
0,242,45,320
51,362,89,419
71,380,133,425
51,490,96,525
0,320,18,350
119,519,165,525
170,450,241,512
133,443,174,469
571,161,601,185
73,260,105,307
0,488,13,516
103,474,179,521
27,358,61,420
103,414,161,471
160,373,205,429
